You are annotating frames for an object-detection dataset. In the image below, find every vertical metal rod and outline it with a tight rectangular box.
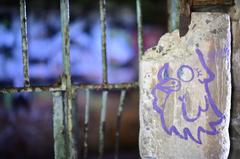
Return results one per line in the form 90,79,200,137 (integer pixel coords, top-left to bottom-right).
60,0,71,88
98,91,108,159
167,0,180,32
20,0,30,87
72,91,80,158
53,92,67,159
136,0,144,57
60,0,77,158
83,89,90,159
99,0,108,84
62,91,77,159
114,90,127,159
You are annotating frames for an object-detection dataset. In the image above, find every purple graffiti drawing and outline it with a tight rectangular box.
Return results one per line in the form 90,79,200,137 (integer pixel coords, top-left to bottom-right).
151,48,225,144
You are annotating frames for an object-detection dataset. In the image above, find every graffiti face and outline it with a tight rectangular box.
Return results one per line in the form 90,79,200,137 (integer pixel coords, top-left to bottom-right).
151,48,225,144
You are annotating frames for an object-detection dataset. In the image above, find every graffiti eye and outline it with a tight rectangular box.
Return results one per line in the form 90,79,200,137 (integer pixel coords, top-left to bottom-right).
177,65,194,82
158,63,170,81
163,69,169,79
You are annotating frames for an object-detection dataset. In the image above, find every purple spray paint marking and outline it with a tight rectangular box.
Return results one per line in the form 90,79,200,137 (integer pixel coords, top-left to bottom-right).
177,65,195,82
151,48,225,144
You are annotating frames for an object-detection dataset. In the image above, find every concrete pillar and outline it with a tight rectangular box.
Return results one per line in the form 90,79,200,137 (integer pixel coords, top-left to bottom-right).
230,0,240,91
229,0,240,158
139,12,231,159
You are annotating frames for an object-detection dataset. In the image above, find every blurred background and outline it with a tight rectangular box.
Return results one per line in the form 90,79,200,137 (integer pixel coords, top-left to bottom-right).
0,0,168,158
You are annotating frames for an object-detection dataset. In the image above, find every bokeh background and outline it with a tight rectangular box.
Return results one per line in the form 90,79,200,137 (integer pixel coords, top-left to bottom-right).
0,0,167,158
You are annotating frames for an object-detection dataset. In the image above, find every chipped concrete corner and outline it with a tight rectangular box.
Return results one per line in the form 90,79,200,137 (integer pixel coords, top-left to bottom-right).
139,13,231,159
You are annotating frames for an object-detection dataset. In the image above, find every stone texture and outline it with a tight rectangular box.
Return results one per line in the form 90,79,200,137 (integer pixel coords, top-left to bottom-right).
229,1,240,158
229,0,240,21
139,12,231,159
231,20,240,91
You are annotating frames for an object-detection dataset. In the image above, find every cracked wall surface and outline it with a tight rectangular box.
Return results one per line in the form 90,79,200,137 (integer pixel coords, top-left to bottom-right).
139,12,231,159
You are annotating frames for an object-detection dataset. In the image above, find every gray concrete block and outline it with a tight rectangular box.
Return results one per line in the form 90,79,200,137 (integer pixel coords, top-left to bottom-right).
139,12,231,159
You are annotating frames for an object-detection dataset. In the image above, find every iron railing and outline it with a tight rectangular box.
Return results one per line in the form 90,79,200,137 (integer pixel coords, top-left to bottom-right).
0,0,143,159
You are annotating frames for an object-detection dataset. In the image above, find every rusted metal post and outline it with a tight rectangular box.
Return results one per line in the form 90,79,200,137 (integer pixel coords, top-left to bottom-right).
136,0,144,57
60,0,77,158
98,0,109,158
168,0,180,32
83,89,90,159
114,90,127,159
53,92,67,159
99,0,108,84
98,91,108,159
20,0,30,87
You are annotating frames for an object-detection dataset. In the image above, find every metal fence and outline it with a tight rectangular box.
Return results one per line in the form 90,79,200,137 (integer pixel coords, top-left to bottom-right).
0,0,143,158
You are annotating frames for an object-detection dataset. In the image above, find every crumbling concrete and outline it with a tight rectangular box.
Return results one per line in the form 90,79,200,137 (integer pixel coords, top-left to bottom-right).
139,12,231,159
229,0,240,158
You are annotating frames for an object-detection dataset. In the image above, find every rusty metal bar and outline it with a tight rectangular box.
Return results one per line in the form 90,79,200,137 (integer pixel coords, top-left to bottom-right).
83,89,90,159
73,82,138,91
60,0,77,158
114,90,127,159
0,82,138,93
62,91,78,159
99,0,108,84
136,0,144,57
168,0,180,32
53,92,67,159
0,85,62,93
60,0,71,89
98,91,108,159
20,0,30,87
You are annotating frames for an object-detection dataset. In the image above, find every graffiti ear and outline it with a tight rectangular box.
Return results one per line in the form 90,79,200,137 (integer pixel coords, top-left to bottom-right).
157,63,170,81
195,48,215,81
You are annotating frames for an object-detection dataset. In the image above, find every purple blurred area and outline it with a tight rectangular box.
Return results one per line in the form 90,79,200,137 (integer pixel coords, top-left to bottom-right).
0,10,137,86
0,0,167,158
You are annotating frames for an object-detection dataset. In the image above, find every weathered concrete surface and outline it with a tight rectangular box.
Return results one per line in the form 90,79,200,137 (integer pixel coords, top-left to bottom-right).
229,1,240,158
230,4,240,90
139,12,231,159
229,0,240,22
